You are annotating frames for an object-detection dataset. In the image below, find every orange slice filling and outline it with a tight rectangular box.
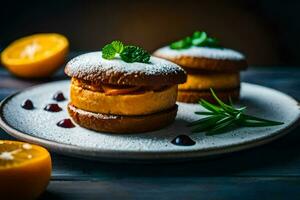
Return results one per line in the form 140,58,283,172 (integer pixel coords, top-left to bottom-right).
70,78,178,115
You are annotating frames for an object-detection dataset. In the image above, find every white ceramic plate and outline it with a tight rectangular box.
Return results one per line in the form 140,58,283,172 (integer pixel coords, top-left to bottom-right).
0,80,299,162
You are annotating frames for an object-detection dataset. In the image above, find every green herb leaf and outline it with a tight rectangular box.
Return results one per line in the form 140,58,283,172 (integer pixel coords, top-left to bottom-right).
210,88,239,115
188,115,223,127
206,117,236,135
102,44,116,60
188,89,284,135
192,31,207,46
199,99,223,114
120,45,150,63
170,31,221,50
102,41,150,63
192,31,203,38
111,40,124,53
170,37,192,49
170,40,185,49
237,120,283,127
191,115,224,132
241,114,284,125
183,37,192,47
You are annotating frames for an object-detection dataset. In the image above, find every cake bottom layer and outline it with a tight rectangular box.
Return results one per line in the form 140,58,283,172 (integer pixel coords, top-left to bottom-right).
68,103,178,134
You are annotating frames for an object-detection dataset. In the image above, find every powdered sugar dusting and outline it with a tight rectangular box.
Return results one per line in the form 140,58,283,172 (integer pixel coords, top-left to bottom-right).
66,51,184,77
154,46,245,60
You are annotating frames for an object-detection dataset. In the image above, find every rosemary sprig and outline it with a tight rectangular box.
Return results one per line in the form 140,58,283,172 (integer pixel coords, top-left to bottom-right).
188,89,284,135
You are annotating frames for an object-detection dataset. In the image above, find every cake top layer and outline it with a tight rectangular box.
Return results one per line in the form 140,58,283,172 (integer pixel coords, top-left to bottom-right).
153,46,247,72
65,52,186,86
154,46,245,61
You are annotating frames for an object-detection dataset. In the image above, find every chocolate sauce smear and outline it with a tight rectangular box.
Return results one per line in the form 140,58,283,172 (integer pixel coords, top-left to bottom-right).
171,135,196,146
53,91,66,102
21,99,34,110
57,119,75,128
44,104,62,112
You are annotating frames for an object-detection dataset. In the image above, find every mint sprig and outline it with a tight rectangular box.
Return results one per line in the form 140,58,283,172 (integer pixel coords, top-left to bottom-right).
102,40,124,60
102,41,150,63
170,31,220,50
188,89,284,135
120,46,150,63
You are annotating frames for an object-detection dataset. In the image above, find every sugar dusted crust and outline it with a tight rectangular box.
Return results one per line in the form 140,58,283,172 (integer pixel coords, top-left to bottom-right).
153,46,247,71
65,52,186,86
154,46,245,61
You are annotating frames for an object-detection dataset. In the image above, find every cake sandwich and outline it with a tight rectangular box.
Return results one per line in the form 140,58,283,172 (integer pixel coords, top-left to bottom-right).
154,31,247,103
65,41,186,133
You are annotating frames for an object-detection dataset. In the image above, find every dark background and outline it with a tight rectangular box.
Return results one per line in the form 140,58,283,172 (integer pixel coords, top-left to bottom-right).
1,0,299,66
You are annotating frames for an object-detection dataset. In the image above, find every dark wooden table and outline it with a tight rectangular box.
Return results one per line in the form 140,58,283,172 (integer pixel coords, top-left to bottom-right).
1,55,300,199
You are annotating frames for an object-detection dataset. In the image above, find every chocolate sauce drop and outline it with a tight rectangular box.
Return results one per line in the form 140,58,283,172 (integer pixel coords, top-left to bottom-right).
21,99,34,110
53,91,66,101
57,119,75,128
44,104,62,112
171,135,196,146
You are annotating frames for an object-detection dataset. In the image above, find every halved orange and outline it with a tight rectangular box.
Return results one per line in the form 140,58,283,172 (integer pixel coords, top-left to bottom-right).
0,140,52,200
1,33,69,78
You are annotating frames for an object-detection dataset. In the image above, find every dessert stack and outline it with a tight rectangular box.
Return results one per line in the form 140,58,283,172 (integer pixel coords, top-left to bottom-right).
154,31,247,103
65,42,186,133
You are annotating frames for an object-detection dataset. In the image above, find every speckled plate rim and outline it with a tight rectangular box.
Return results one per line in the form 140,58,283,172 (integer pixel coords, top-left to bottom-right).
0,81,299,162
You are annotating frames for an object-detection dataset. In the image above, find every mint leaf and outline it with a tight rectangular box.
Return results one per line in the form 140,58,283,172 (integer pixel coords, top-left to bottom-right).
102,44,116,59
111,40,124,53
170,31,221,49
170,40,185,49
102,41,150,63
120,45,150,63
192,31,207,40
192,31,207,46
170,37,192,49
183,37,192,48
